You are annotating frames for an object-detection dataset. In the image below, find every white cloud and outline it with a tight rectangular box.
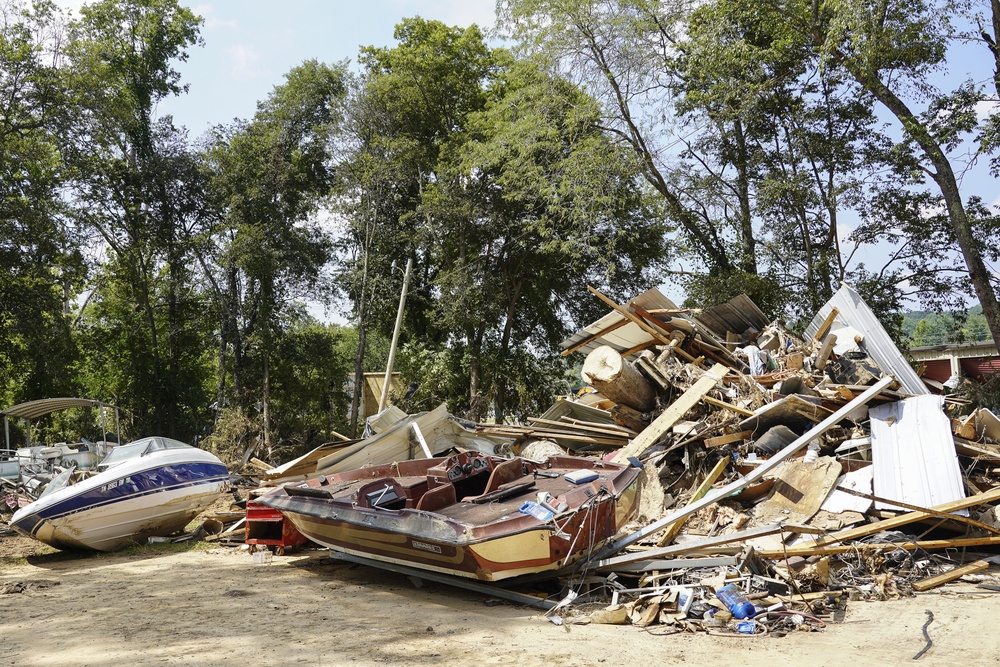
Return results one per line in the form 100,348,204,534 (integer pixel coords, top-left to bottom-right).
227,43,264,80
976,99,999,122
191,4,238,31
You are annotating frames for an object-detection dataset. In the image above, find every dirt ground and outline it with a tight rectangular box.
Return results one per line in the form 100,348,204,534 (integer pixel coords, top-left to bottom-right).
2,530,1000,667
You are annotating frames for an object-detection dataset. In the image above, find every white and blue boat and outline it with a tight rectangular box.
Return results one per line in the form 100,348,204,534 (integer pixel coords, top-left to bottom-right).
9,436,230,551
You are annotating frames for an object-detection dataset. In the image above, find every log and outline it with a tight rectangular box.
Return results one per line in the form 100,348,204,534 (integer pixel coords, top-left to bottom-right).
582,345,657,412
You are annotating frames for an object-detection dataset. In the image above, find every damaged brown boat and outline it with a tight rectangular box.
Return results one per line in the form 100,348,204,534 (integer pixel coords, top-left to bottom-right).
257,451,641,581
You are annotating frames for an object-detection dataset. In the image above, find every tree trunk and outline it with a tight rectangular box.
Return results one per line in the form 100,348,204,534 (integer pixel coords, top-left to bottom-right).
841,56,1000,345
350,318,367,438
582,345,657,412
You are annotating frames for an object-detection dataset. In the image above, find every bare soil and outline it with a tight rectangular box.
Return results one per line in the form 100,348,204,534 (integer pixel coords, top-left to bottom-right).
2,530,1000,667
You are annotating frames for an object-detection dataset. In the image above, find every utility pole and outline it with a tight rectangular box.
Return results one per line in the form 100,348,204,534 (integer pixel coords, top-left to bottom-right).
378,256,413,412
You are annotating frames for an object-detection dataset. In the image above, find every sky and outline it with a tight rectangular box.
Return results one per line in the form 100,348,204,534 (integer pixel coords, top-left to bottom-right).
160,1,499,135
53,0,498,133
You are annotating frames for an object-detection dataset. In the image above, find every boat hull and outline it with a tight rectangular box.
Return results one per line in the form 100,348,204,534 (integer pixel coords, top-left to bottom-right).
260,454,640,581
11,448,229,552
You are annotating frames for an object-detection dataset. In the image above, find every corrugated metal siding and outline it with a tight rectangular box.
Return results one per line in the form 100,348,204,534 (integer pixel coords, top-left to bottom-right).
805,284,928,395
869,395,965,512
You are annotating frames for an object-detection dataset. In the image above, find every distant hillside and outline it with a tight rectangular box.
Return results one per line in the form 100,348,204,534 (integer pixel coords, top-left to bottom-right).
902,305,990,346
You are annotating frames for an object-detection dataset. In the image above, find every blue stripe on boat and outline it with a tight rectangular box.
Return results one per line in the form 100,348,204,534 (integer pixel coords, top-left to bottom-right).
15,462,229,527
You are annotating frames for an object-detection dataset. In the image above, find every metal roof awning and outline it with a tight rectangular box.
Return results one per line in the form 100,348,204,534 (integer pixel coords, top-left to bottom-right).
558,287,748,371
2,398,116,420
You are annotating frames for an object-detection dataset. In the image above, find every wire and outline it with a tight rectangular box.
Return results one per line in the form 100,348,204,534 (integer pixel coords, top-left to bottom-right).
913,610,934,660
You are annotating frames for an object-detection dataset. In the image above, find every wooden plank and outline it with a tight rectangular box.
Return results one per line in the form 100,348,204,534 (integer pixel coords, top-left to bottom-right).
587,286,676,347
955,438,1000,464
911,560,990,591
703,430,753,448
792,485,1000,550
526,417,631,439
656,457,730,547
837,487,1000,536
758,536,1000,559
611,363,729,464
812,307,840,347
602,376,895,554
596,524,788,569
701,395,755,417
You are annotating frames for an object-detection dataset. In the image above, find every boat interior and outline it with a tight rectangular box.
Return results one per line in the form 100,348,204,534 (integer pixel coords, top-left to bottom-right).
283,451,625,524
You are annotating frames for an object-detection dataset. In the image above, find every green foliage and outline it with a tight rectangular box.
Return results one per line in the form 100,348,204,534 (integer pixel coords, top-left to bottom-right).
0,0,82,405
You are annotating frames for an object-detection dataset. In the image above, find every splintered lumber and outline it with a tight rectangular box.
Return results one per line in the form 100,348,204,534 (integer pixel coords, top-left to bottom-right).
703,430,753,448
602,376,894,554
656,456,730,546
791,485,1000,551
611,363,729,464
701,395,755,417
911,560,990,591
756,536,1000,559
582,345,657,412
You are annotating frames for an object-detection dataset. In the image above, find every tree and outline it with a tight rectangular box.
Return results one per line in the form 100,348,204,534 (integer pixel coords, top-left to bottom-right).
752,0,1000,343
0,0,81,405
60,0,205,436
433,56,669,420
202,59,347,455
341,19,669,421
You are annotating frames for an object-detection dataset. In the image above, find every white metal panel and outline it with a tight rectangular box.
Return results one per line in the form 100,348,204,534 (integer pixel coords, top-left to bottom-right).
869,395,965,512
804,283,928,395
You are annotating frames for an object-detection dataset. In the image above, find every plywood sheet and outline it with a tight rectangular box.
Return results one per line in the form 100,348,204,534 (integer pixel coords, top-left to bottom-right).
754,456,842,525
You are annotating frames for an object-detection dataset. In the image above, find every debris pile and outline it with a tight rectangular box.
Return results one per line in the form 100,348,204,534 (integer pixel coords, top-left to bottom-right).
472,283,1000,634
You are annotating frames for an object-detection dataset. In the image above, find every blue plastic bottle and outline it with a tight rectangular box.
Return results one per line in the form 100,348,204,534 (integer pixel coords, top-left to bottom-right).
715,584,756,619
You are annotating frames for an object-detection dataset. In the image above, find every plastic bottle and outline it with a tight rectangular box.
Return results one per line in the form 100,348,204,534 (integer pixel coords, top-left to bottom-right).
715,584,756,619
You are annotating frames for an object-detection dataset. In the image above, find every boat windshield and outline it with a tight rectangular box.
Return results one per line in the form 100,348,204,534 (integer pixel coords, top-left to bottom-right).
97,436,192,470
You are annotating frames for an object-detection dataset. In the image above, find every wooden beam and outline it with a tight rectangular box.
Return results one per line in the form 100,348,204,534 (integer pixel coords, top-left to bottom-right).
560,318,631,357
601,376,894,554
596,524,788,569
656,456,730,546
587,286,675,346
526,417,632,439
611,363,729,464
757,536,1000,559
911,560,990,591
792,485,1000,550
812,307,840,347
837,487,1000,536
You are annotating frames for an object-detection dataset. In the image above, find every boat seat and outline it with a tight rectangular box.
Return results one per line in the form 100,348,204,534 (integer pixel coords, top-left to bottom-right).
463,458,525,502
415,482,456,512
